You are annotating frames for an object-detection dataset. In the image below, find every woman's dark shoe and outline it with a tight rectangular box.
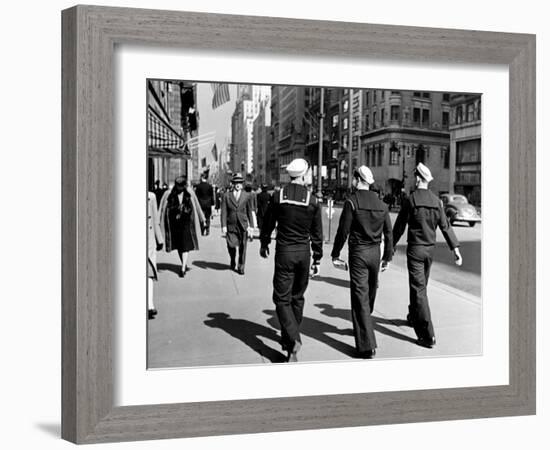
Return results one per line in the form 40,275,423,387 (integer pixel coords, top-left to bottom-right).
417,336,436,348
359,349,376,359
179,268,186,278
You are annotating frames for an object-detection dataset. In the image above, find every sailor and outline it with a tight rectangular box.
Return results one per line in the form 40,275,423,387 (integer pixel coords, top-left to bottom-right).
393,163,463,348
260,158,323,362
331,166,393,359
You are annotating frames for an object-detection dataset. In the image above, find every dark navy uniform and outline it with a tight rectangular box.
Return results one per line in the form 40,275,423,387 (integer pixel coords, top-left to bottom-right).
393,188,459,342
331,190,393,353
260,184,323,352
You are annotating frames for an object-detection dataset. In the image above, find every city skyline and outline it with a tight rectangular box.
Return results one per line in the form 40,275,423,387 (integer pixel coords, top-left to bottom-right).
147,80,481,206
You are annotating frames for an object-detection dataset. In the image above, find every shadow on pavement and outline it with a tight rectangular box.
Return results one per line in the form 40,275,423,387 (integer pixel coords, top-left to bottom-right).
203,313,287,363
193,260,229,271
310,276,348,289
263,309,357,358
314,303,417,345
157,262,181,275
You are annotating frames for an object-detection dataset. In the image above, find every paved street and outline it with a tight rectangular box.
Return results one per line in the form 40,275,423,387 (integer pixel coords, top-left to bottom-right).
148,206,481,369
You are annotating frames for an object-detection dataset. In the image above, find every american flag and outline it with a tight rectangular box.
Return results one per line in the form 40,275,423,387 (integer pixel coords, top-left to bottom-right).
211,83,230,109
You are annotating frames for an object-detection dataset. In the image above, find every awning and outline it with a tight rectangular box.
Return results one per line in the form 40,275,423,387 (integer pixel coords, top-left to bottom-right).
147,105,190,158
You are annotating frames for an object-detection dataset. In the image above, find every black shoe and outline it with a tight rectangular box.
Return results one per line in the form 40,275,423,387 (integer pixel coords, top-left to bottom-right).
148,309,157,320
179,268,186,278
230,261,236,271
359,349,376,359
417,336,436,348
237,267,245,275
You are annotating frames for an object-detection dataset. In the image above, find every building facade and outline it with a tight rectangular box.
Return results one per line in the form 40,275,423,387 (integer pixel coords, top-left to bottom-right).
230,85,271,179
360,90,452,196
147,80,198,189
252,98,271,184
449,94,482,206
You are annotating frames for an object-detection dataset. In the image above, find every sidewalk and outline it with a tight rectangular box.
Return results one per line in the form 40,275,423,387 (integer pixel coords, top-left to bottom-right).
148,218,481,369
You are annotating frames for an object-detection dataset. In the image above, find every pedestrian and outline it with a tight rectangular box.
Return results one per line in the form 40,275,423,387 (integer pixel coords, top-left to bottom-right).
147,191,164,319
260,158,323,362
194,172,215,236
330,166,393,359
256,184,271,232
220,173,255,275
392,163,463,348
214,186,221,216
244,183,258,241
159,176,205,278
153,179,166,208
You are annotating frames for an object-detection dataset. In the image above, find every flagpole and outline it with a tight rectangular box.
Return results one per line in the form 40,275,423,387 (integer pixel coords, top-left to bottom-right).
317,87,324,195
348,88,353,189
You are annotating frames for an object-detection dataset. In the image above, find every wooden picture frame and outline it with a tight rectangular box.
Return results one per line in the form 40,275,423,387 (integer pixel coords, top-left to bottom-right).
61,5,536,444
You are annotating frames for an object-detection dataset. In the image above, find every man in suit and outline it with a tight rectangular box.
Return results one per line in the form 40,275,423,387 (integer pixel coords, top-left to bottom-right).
194,172,215,236
393,163,463,348
221,173,254,275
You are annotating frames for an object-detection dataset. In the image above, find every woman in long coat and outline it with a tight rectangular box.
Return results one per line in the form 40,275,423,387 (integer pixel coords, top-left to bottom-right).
159,176,205,278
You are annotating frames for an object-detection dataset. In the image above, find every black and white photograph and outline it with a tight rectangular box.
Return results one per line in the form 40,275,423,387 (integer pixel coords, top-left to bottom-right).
146,80,482,368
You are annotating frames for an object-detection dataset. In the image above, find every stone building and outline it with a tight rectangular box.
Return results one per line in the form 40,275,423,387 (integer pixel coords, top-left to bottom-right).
360,90,452,196
449,94,482,206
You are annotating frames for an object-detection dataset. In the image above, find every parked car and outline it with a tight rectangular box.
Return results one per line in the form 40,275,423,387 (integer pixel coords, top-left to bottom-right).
439,193,481,227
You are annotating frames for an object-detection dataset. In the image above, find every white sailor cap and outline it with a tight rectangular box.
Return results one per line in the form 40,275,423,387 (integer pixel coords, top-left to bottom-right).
354,165,375,184
415,162,433,182
286,158,309,178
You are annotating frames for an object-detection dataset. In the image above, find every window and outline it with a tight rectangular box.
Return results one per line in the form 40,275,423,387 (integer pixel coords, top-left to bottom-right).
389,145,399,165
422,92,431,99
443,93,450,102
441,147,449,169
377,145,383,166
391,105,400,121
343,99,349,113
365,114,369,130
456,105,463,124
422,109,430,127
352,116,359,132
380,108,385,126
477,101,482,120
372,112,377,129
413,91,421,97
391,91,400,95
201,157,207,167
342,135,348,149
442,111,449,128
343,117,349,130
332,114,339,128
467,103,475,122
381,90,385,100
365,92,370,106
373,91,377,103
413,108,421,124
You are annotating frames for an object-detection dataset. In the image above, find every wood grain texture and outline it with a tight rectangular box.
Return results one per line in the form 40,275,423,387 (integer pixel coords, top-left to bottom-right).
61,5,536,444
